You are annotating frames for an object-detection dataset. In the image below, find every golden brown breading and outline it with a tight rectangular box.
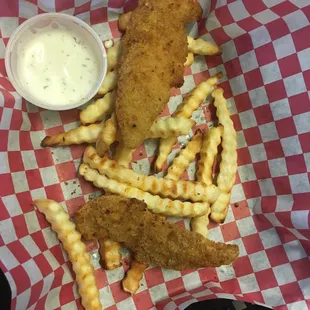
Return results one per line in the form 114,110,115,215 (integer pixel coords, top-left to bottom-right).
116,0,202,149
74,195,239,270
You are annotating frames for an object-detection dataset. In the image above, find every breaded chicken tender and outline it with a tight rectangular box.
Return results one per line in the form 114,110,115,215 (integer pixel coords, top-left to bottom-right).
116,0,202,148
74,195,239,270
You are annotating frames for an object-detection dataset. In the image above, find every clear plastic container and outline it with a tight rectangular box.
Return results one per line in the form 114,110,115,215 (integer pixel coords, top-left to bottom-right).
5,13,107,111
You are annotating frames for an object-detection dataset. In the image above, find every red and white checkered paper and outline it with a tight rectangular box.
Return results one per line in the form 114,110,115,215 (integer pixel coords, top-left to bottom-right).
1,0,310,309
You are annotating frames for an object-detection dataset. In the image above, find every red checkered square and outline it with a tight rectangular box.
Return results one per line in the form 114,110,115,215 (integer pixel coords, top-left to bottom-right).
243,0,267,15
256,269,278,291
198,267,219,283
252,214,274,232
231,200,251,220
7,240,31,264
19,131,34,151
28,280,43,309
242,181,262,199
34,149,54,168
291,258,310,281
266,245,289,267
55,0,74,12
0,0,18,17
278,54,302,78
265,80,287,102
233,256,254,277
238,17,262,32
28,113,43,130
10,264,31,295
8,151,24,172
288,92,310,116
264,140,285,159
165,277,184,297
280,282,303,304
270,2,299,17
234,92,252,112
31,231,48,253
265,18,290,41
74,2,91,15
231,113,242,131
65,196,85,216
56,161,76,182
273,176,292,195
90,7,108,24
109,281,131,303
303,70,310,90
109,20,122,39
244,69,264,90
0,131,8,151
45,184,64,202
255,42,277,66
59,282,76,306
253,161,271,180
221,221,241,242
286,154,307,175
254,106,274,125
225,58,243,80
12,214,28,239
132,290,153,309
292,25,310,52
261,196,277,213
237,148,252,166
243,127,262,146
144,267,165,288
276,117,297,138
25,169,43,190
221,278,242,294
242,234,264,254
234,33,254,56
215,6,235,26
0,199,10,221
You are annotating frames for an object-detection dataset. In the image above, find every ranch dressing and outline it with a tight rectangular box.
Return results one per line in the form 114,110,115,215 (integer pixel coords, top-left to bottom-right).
17,22,99,106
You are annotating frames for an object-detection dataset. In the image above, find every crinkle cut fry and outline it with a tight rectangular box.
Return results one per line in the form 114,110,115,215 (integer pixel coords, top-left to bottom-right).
122,260,148,294
165,129,203,181
41,123,104,147
83,146,220,204
114,142,134,168
196,126,223,186
107,40,122,72
33,199,101,310
187,36,222,56
155,73,222,172
191,126,223,236
211,88,237,223
99,238,122,270
80,90,116,125
96,113,117,157
79,163,210,217
98,71,117,96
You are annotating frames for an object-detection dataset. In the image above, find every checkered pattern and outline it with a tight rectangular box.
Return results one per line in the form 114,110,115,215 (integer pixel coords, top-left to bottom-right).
1,0,310,309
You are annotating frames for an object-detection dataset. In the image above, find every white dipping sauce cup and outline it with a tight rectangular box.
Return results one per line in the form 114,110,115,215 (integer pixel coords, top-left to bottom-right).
5,13,107,111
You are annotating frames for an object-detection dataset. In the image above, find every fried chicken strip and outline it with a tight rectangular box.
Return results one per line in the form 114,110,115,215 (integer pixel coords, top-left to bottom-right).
116,0,202,149
74,195,239,270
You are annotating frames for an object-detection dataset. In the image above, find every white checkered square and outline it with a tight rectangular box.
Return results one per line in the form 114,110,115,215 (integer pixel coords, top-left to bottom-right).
268,158,288,177
293,112,310,134
0,246,19,270
280,136,303,156
259,228,282,249
0,108,13,130
284,240,307,262
236,217,258,237
222,40,238,62
283,10,309,32
208,226,224,243
298,278,310,299
290,0,310,8
289,173,310,194
273,263,297,285
260,61,282,85
40,111,62,129
284,73,307,97
223,23,246,39
238,274,260,293
253,9,279,24
206,11,221,31
0,152,9,173
228,238,247,257
236,131,247,148
249,26,272,49
297,47,310,71
216,265,236,282
249,250,271,272
2,194,22,217
132,158,151,176
183,271,201,291
8,131,20,151
12,171,29,193
30,131,46,150
239,51,259,73
248,144,267,163
106,266,125,284
92,23,113,41
291,210,309,229
149,283,169,304
249,87,269,107
30,188,47,200
116,298,136,310
40,166,59,187
167,95,182,115
0,218,17,244
238,164,256,182
259,179,276,196
0,17,19,37
45,286,61,309
247,197,262,215
16,288,31,310
304,153,310,172
180,75,195,95
239,110,257,129
24,211,40,235
20,235,41,258
262,287,285,307
22,259,43,286
190,56,208,74
275,195,294,212
99,286,115,309
270,99,292,121
228,1,250,21
259,122,279,142
51,147,72,164
162,268,181,282
287,301,308,310
22,150,38,170
229,75,247,96
231,183,246,204
273,34,296,60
